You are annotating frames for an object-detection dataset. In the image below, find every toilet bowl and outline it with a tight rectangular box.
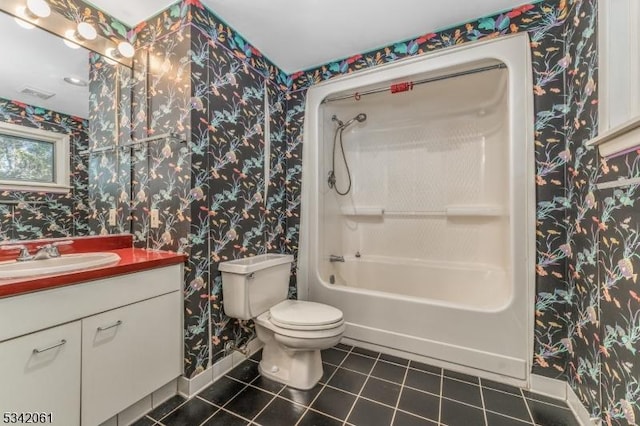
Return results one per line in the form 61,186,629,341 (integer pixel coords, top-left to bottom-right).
255,300,345,389
219,254,345,390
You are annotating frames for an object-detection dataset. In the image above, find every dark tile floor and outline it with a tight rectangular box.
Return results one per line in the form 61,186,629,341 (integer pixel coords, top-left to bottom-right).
133,344,581,426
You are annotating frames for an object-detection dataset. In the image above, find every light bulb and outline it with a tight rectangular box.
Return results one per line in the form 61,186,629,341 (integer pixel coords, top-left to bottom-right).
117,42,135,58
26,0,51,18
76,22,97,41
14,12,35,29
63,31,81,49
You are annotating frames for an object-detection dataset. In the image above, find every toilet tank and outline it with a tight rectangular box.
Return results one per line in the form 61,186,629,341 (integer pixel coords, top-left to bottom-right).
219,254,293,320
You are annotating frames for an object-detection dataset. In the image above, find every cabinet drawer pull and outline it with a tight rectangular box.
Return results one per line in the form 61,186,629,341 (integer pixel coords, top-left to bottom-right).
97,320,123,332
33,339,67,354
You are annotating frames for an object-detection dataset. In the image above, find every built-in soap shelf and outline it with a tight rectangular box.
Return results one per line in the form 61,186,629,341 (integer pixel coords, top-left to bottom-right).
340,205,504,217
586,114,640,158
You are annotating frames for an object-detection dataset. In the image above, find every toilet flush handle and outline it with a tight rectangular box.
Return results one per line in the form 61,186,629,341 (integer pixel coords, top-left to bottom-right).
247,272,255,279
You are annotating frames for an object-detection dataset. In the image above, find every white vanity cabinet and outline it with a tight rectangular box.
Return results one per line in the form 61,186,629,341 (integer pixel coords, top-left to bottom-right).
0,264,183,426
0,321,82,426
82,291,182,426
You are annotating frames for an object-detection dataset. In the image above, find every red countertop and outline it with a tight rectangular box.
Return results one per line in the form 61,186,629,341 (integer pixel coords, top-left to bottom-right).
0,235,186,299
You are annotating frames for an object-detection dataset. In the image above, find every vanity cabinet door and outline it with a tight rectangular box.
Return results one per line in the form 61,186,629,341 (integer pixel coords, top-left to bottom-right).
81,291,182,426
0,321,81,426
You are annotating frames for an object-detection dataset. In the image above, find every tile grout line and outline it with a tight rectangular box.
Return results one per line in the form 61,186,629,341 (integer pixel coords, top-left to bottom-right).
247,383,285,425
521,387,537,425
325,360,437,389
437,368,444,424
151,347,578,426
341,352,381,425
196,373,256,425
485,408,536,425
193,396,222,426
152,396,190,425
389,358,410,426
478,378,489,426
294,345,353,426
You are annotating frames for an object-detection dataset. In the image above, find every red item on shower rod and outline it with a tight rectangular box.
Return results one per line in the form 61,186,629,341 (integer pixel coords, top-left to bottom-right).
390,82,414,93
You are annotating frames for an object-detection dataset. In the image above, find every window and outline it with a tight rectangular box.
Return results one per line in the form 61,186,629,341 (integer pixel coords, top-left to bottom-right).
0,122,70,193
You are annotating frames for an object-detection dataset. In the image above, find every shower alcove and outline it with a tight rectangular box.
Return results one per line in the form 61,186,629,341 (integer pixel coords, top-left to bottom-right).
299,33,535,382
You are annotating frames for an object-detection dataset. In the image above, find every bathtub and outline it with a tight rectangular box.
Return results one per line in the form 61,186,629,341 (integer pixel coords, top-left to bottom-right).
299,34,535,382
328,257,510,312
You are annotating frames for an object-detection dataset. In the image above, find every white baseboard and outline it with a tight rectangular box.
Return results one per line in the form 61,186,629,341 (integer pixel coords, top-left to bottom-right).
99,378,179,426
177,339,263,398
529,375,599,426
529,374,567,400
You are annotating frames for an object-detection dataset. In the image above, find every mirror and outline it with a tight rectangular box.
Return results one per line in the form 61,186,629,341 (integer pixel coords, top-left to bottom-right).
0,7,132,242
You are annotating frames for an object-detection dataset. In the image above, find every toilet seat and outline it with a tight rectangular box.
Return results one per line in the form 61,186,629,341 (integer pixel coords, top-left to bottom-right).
269,300,343,331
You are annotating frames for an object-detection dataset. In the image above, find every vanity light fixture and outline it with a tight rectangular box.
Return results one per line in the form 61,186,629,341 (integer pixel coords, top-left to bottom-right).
63,33,81,49
108,41,135,60
14,14,35,29
62,22,96,50
25,0,51,19
14,0,50,30
63,77,88,87
76,22,97,41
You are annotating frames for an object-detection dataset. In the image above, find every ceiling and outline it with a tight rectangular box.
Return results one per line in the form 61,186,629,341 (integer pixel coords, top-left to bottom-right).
0,0,533,118
87,0,533,73
0,11,89,118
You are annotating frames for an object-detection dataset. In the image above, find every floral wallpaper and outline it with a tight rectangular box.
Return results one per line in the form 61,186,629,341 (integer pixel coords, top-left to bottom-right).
48,0,129,44
97,2,290,378
87,53,133,236
0,97,89,241
564,0,601,419
90,0,585,381
49,0,640,421
597,160,640,425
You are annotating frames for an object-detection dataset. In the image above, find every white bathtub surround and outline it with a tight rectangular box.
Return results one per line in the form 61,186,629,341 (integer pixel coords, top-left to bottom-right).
177,338,264,398
300,33,535,382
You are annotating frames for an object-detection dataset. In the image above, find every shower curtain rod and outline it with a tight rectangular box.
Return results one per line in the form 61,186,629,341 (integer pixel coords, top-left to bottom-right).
322,63,507,104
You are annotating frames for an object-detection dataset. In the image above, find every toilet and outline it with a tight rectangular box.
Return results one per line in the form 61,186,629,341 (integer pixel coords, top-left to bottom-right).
219,254,345,390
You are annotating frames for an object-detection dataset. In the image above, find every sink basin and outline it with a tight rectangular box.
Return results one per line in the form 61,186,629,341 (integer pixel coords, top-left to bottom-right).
0,252,121,279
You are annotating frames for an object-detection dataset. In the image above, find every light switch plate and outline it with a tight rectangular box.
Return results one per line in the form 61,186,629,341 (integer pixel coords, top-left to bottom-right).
108,208,116,226
150,209,160,229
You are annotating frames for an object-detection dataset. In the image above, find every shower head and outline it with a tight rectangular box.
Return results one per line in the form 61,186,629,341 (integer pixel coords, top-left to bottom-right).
334,113,367,129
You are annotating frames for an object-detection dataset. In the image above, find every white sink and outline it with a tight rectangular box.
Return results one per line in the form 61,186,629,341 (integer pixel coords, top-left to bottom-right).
0,252,121,279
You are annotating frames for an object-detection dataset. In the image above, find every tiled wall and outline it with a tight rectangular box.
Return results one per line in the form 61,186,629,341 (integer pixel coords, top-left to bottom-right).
0,98,89,240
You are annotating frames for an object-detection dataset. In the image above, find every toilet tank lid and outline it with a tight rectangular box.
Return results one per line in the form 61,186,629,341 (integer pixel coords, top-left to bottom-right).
219,254,293,274
270,300,343,327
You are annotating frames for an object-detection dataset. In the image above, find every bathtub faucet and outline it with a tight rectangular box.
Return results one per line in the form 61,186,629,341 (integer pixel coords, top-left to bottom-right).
329,255,344,263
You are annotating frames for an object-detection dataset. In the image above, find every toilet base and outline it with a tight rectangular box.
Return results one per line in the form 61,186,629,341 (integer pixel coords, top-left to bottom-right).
255,322,343,390
257,332,324,390
258,346,322,390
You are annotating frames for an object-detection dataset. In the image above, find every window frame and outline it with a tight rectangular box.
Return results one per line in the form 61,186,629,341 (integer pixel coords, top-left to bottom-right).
0,121,70,193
